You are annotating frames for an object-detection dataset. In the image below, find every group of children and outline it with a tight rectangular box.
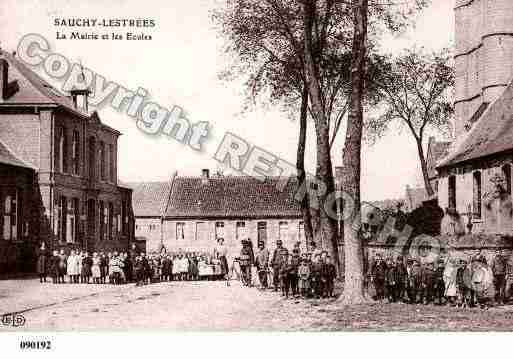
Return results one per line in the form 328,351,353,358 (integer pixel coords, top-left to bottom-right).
284,252,337,299
133,251,226,285
255,240,338,299
369,252,503,308
39,249,228,286
38,250,132,285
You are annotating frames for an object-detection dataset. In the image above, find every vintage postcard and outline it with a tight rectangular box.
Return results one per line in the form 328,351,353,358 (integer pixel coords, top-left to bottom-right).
0,0,512,344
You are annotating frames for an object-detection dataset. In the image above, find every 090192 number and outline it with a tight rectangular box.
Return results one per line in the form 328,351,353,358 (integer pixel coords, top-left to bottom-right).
20,341,52,350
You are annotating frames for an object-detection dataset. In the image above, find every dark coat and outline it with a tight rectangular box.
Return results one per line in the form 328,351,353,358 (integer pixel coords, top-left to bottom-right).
82,256,93,276
371,260,387,281
36,250,47,274
271,247,289,269
49,255,60,277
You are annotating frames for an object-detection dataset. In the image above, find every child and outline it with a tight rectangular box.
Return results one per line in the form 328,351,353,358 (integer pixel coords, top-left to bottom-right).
298,258,311,298
198,256,208,280
92,252,101,284
311,254,323,299
325,255,337,298
50,250,60,284
280,253,290,297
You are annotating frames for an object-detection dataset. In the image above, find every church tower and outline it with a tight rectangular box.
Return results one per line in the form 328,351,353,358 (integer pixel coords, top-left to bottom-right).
454,0,513,137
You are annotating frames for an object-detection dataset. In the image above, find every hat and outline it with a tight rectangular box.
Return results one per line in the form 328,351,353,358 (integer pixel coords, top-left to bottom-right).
276,239,283,245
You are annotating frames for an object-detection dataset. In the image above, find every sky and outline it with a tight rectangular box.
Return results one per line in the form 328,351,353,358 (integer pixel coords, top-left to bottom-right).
0,0,455,201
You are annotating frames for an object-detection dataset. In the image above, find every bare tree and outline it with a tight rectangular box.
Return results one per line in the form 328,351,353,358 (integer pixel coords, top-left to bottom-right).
367,47,454,197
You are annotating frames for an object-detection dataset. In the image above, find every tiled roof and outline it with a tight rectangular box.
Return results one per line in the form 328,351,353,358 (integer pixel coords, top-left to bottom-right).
0,50,120,135
426,138,451,179
126,181,173,217
438,80,513,167
165,176,301,219
0,139,33,169
0,50,81,111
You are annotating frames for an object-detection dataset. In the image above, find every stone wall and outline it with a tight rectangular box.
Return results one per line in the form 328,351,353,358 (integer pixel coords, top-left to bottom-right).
438,153,513,236
454,0,513,136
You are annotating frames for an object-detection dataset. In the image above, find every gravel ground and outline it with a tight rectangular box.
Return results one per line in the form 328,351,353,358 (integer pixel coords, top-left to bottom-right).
1,279,513,331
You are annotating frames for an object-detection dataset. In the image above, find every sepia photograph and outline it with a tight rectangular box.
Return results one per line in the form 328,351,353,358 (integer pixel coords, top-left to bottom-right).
0,0,513,350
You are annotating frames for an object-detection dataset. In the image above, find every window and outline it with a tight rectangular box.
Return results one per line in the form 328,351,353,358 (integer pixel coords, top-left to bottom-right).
502,164,511,195
236,221,246,240
2,188,18,241
87,199,95,237
121,200,128,235
99,141,106,181
109,144,115,182
72,130,80,175
257,222,267,244
99,201,104,241
215,222,225,239
66,198,77,243
58,195,67,243
473,171,482,219
195,222,208,241
448,175,456,210
88,137,95,180
176,222,185,240
279,221,289,242
108,203,114,240
56,127,68,173
105,144,110,181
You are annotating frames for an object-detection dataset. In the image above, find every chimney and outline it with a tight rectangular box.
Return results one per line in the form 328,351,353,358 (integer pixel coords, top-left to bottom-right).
0,57,19,100
201,169,210,184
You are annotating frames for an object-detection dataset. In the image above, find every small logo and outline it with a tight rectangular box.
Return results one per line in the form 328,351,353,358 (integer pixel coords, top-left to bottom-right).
1,313,26,327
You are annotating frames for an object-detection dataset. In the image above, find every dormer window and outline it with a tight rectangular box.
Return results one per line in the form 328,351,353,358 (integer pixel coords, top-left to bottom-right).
70,88,91,112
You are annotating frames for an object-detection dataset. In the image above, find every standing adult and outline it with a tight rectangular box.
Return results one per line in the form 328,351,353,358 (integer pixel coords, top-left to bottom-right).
215,238,229,283
394,256,407,303
492,250,508,305
370,253,387,301
255,240,270,289
36,242,48,283
239,239,253,286
271,240,289,291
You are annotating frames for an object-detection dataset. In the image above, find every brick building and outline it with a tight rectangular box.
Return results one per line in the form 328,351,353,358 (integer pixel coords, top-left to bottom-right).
431,0,513,254
131,170,306,259
0,49,134,271
129,180,174,252
0,140,39,274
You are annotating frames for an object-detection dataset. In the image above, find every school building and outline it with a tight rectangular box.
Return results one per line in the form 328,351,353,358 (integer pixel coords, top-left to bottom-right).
0,49,134,274
131,169,307,258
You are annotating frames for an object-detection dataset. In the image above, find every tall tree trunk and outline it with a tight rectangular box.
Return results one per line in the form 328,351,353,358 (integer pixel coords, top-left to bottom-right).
416,137,434,197
339,0,369,304
303,0,339,270
297,84,314,247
